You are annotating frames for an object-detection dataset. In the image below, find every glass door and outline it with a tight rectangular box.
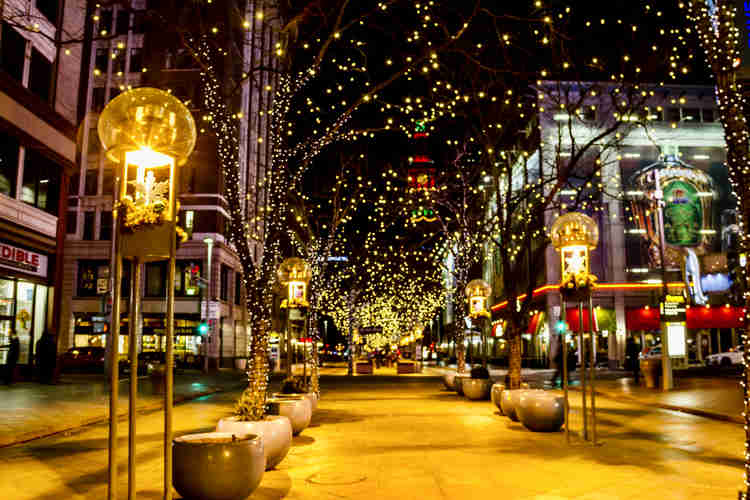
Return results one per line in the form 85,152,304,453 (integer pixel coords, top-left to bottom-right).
0,279,15,365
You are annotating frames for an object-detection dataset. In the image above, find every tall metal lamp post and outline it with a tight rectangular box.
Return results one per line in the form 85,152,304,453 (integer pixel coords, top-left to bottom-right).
466,279,491,367
550,212,599,445
99,87,196,500
278,257,312,381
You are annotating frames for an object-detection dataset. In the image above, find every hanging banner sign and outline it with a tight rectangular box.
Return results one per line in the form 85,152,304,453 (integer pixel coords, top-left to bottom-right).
0,241,48,278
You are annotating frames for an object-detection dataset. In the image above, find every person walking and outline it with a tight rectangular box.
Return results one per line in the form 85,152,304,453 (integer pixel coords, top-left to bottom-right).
35,332,57,384
4,332,20,385
625,336,641,384
550,335,565,387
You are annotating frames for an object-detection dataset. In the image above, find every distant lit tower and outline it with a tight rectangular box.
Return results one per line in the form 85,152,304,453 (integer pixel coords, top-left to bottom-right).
407,121,438,223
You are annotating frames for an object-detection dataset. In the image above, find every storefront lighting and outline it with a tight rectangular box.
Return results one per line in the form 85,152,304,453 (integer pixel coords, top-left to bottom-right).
626,228,647,234
553,113,570,121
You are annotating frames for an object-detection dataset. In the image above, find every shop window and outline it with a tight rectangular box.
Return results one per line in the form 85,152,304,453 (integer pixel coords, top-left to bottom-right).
22,149,59,214
115,10,130,35
92,87,105,112
129,48,142,73
95,48,108,74
36,0,59,25
220,264,230,301
235,271,242,305
66,210,77,234
28,48,52,102
1,23,26,82
84,168,98,195
0,132,19,196
177,261,201,297
99,211,112,240
82,211,95,240
146,261,167,297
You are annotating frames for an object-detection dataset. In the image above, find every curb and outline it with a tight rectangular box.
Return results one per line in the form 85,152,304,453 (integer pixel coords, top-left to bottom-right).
0,382,243,448
568,386,743,425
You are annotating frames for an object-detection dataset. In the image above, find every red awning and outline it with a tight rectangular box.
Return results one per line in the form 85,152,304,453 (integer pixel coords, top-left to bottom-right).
625,306,746,331
565,308,599,333
526,312,542,334
490,312,542,337
626,307,660,331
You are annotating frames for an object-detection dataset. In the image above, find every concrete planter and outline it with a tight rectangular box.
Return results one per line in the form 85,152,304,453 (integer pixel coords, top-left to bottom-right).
272,392,318,412
500,389,529,421
172,432,264,500
517,391,564,432
267,396,312,435
463,378,492,400
442,371,457,391
491,383,505,413
454,373,471,396
216,415,292,470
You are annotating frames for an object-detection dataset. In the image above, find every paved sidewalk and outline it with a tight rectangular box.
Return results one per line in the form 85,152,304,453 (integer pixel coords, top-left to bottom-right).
0,370,248,447
0,374,744,499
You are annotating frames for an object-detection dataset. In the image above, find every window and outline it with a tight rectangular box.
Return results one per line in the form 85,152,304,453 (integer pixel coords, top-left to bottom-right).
177,261,201,297
82,211,95,240
145,262,167,297
84,168,98,195
68,173,79,195
665,107,681,123
36,0,59,25
29,48,52,102
112,51,125,74
702,108,715,123
1,23,26,82
220,265,230,301
99,211,112,240
95,48,108,73
22,149,59,214
92,87,105,111
132,10,147,33
234,271,242,305
129,48,142,73
0,132,19,196
101,168,113,195
682,108,700,122
77,260,106,297
66,211,77,234
88,128,100,153
98,9,113,35
115,10,129,35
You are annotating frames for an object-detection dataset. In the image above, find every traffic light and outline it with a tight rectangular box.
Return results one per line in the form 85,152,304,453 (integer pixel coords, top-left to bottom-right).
197,321,209,335
556,320,566,333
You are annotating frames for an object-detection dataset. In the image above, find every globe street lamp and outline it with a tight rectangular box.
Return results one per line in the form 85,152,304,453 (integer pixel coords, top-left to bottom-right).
550,211,599,445
465,279,491,367
99,87,196,500
278,258,312,379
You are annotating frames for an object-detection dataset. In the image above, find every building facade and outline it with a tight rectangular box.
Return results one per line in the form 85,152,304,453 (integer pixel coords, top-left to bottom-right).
0,0,85,376
60,0,274,368
486,84,738,369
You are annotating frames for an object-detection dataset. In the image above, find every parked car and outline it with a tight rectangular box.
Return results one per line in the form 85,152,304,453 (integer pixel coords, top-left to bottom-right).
639,345,662,360
706,345,743,367
60,346,106,372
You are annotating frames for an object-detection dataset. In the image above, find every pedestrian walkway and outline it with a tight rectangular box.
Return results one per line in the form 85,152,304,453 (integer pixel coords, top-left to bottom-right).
0,374,743,499
0,370,247,447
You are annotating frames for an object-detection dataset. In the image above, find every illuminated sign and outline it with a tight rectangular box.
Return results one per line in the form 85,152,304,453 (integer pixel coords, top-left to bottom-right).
0,242,48,278
660,294,687,322
667,323,687,357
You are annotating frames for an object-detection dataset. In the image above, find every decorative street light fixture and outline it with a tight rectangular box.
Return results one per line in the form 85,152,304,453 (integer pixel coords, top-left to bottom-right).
99,87,196,500
278,258,312,378
550,211,599,445
465,279,491,367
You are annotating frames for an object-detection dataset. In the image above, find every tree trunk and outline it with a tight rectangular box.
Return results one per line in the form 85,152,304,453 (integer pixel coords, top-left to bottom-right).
308,309,320,394
508,330,522,389
243,312,270,420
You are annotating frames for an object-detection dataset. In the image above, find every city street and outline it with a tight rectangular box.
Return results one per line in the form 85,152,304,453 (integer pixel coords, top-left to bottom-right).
0,374,743,499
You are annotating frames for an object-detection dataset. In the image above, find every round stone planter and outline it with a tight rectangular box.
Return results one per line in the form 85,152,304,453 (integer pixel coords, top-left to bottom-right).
442,371,457,391
272,392,318,412
463,378,492,400
216,415,292,470
267,396,312,435
454,373,471,396
500,388,529,421
172,432,264,500
517,392,564,432
491,383,505,413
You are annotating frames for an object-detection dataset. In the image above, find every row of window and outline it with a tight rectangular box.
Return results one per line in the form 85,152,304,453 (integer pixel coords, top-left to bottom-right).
96,8,147,37
94,47,142,76
76,259,243,305
0,23,53,103
0,131,60,214
564,106,716,124
68,208,201,241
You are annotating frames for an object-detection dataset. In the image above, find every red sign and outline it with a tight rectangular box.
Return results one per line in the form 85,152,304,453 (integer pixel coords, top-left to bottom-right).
0,242,48,277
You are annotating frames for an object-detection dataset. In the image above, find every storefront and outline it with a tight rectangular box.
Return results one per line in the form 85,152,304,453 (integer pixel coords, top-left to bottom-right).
0,241,53,374
141,313,203,362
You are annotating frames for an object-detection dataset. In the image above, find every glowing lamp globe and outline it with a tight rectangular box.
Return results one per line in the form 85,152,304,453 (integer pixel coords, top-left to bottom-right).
550,212,599,294
97,87,196,166
278,257,312,308
465,279,491,318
